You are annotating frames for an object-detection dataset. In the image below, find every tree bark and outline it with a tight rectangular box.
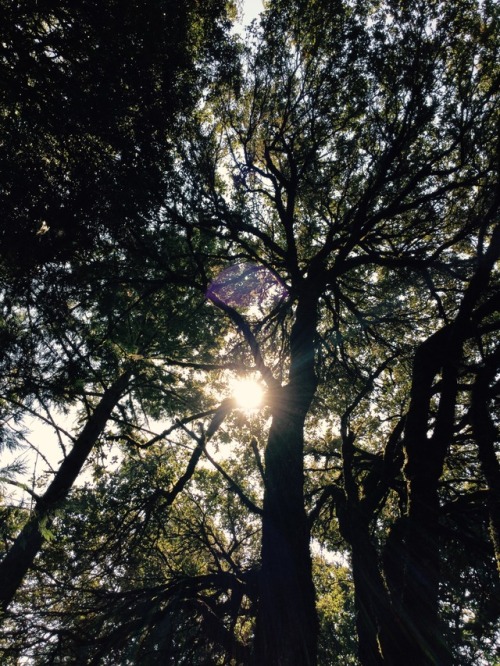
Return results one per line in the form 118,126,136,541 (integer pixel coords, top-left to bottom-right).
399,224,500,664
399,331,454,666
0,370,131,611
471,348,500,573
253,291,319,666
337,431,398,666
341,516,388,666
401,478,450,665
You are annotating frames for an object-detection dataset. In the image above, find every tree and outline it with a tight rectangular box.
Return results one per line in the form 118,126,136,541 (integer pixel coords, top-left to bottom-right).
0,0,235,612
0,428,260,663
0,0,233,269
183,0,499,662
191,1,498,663
1,1,499,664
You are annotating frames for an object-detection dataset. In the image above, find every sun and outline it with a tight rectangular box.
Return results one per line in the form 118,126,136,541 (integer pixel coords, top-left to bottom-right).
230,377,264,411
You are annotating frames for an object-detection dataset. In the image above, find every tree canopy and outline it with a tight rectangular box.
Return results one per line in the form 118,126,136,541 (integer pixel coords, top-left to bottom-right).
1,1,499,664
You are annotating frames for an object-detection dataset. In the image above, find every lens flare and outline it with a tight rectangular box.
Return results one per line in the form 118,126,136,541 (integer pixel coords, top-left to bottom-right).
206,262,288,315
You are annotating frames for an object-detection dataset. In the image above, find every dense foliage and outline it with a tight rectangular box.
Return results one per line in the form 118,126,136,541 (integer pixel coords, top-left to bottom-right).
1,1,499,664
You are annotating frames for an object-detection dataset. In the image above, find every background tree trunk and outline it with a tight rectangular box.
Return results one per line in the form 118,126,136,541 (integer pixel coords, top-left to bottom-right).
0,371,131,611
399,333,454,666
471,348,500,573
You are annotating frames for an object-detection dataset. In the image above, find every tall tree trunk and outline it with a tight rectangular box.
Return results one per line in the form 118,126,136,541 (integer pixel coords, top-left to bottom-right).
0,370,131,611
352,536,410,666
471,348,500,573
337,430,398,666
401,476,450,665
253,291,319,666
337,429,385,666
345,524,387,666
399,332,454,666
254,402,318,665
400,223,500,664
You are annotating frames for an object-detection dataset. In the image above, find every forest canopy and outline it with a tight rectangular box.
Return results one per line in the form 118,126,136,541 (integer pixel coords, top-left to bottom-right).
0,1,499,664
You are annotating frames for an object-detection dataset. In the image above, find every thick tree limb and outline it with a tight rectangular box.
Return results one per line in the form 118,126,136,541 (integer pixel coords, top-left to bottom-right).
0,370,132,611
